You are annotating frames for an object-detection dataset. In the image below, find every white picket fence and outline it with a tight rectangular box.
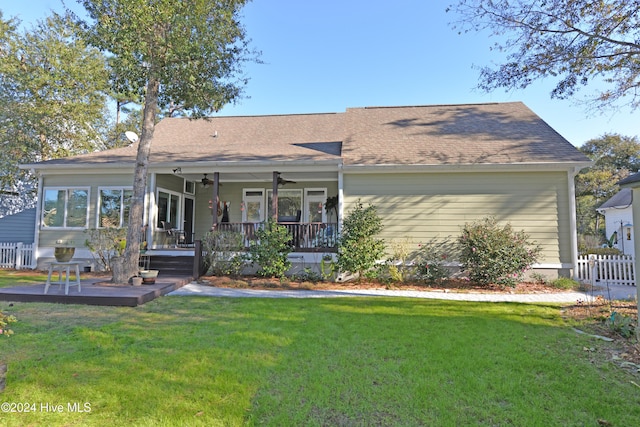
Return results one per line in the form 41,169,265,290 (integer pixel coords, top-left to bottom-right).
576,254,636,286
0,242,36,270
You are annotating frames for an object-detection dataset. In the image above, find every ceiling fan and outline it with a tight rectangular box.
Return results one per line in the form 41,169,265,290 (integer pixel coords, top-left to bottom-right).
201,174,214,187
276,173,296,186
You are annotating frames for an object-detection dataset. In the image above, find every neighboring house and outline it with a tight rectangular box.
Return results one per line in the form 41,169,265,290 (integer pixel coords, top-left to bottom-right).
0,208,36,243
597,188,635,256
20,102,591,278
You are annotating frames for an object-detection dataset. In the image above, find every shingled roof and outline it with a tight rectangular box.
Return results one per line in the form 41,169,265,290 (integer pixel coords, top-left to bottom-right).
26,102,590,168
341,102,589,166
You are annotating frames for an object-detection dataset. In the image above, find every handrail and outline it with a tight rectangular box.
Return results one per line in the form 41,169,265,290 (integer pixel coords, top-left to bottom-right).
215,222,338,251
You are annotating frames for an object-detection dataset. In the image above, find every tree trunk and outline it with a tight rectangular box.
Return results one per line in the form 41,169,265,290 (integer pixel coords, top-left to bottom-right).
111,76,160,284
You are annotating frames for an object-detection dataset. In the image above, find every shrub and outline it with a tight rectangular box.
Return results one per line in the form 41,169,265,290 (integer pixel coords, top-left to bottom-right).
84,227,127,271
202,229,247,277
248,220,292,278
458,217,541,287
577,234,603,255
381,238,416,283
609,312,635,338
336,200,385,280
550,277,580,290
414,237,456,284
1,311,17,337
292,267,322,283
581,247,622,256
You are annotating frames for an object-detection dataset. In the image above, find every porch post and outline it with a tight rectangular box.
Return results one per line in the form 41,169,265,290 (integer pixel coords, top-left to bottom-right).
211,172,220,230
272,171,279,222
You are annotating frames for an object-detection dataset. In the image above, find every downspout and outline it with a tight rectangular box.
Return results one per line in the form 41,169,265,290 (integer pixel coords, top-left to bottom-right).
33,171,43,268
337,163,344,234
148,173,156,247
568,167,580,280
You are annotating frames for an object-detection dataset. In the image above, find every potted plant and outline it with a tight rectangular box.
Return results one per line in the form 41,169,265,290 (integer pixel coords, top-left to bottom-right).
54,240,76,262
139,270,159,284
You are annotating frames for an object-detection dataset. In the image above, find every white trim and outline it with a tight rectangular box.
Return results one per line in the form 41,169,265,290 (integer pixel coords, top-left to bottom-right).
304,188,327,223
96,186,134,229
533,263,573,269
242,188,265,222
156,187,183,230
147,173,156,243
342,162,592,174
568,168,580,280
40,187,91,230
338,163,344,234
34,174,44,263
21,159,343,173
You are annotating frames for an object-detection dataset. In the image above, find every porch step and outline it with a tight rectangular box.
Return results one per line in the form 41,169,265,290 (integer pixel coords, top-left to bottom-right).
147,255,194,277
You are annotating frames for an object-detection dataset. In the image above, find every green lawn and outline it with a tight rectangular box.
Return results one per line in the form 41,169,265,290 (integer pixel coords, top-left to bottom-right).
0,270,50,288
0,272,639,425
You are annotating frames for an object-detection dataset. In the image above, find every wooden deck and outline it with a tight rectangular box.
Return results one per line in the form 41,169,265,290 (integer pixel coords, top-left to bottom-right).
0,275,193,307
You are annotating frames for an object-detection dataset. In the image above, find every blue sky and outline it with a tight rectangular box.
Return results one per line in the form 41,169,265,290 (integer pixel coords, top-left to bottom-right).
3,0,638,147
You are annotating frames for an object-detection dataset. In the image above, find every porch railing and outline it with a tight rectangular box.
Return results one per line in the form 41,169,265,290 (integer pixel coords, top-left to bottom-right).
214,222,338,252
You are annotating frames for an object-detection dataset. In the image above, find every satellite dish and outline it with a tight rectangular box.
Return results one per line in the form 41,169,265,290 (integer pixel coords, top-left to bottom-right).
125,131,139,144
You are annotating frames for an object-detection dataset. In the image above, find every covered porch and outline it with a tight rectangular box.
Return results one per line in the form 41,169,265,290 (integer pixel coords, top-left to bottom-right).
144,167,341,253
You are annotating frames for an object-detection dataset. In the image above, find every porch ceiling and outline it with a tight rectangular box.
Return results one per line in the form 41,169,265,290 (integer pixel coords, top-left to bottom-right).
172,170,337,183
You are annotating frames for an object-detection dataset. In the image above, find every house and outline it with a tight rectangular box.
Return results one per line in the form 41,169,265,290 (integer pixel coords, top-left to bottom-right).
20,102,591,278
597,188,635,256
0,208,36,244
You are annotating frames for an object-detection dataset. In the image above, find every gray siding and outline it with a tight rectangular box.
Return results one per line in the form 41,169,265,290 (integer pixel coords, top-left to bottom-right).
0,208,36,243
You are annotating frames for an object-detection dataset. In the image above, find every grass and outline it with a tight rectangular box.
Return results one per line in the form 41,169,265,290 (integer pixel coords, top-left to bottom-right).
0,270,50,288
0,272,639,425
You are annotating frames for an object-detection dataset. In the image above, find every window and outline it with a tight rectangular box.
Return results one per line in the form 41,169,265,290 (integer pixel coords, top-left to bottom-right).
267,189,302,221
157,189,181,228
304,188,327,222
242,189,264,222
42,188,89,228
98,188,133,228
184,181,195,195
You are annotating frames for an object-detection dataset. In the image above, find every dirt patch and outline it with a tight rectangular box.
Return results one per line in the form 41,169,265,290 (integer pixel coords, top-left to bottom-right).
561,297,640,371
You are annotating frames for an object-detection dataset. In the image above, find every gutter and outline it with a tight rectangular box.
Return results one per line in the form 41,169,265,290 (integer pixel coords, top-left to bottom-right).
342,161,593,174
20,159,343,174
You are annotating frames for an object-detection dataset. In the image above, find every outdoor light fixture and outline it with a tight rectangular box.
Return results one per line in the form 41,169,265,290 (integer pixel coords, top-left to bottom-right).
173,167,182,174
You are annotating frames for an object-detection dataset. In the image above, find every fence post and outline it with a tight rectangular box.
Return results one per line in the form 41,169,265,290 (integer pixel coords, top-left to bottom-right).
588,255,597,289
15,243,23,270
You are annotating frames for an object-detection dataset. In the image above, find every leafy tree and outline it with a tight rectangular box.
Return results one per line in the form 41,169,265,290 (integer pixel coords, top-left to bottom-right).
77,0,256,283
336,200,385,280
580,133,640,173
575,134,640,237
447,0,640,110
0,11,109,200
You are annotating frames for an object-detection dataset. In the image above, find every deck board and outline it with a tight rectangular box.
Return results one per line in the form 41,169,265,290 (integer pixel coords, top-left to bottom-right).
0,275,192,307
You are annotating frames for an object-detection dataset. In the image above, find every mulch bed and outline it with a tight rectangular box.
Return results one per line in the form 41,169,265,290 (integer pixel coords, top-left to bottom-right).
198,276,570,293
